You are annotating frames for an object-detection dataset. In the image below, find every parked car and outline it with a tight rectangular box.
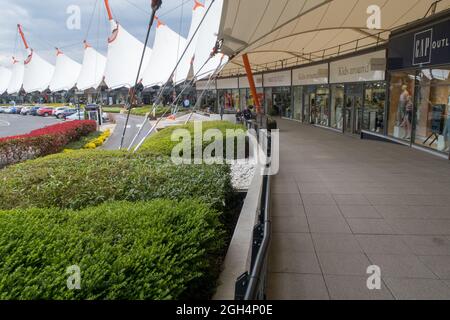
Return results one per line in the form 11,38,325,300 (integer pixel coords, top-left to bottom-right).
4,107,17,114
0,107,7,113
54,107,71,119
15,106,24,114
37,107,54,117
29,106,42,116
58,108,79,119
20,107,31,115
65,111,85,121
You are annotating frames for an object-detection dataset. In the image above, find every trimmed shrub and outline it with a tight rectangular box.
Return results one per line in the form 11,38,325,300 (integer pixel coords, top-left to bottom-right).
0,200,225,300
139,121,247,158
0,120,97,168
0,150,232,212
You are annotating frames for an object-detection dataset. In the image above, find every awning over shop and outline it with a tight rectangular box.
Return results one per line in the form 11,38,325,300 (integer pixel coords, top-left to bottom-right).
6,58,24,95
0,66,12,95
217,0,450,76
49,49,82,92
22,50,55,93
76,42,107,91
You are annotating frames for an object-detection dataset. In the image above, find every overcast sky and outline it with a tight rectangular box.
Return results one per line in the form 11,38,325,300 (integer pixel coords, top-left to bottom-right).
0,0,193,67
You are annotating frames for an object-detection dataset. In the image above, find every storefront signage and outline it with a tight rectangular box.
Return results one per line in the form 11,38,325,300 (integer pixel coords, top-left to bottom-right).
216,77,239,89
263,70,291,87
239,74,263,88
292,64,328,86
330,50,386,83
388,17,450,70
196,79,216,91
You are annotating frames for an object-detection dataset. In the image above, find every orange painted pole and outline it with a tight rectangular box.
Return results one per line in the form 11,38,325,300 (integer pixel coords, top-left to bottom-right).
242,53,261,114
104,0,114,20
17,24,29,49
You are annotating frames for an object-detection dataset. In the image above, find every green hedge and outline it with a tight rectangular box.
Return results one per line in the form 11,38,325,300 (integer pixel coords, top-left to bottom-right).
139,121,247,158
0,200,225,300
0,150,232,212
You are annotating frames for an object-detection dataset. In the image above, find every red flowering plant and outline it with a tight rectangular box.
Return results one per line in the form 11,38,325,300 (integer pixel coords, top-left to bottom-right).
0,120,97,168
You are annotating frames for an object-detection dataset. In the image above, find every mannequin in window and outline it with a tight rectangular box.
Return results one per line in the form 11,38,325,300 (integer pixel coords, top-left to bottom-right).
401,95,413,140
397,85,410,126
443,104,450,152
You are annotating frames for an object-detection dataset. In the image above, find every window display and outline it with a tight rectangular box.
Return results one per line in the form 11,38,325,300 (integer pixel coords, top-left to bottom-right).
197,90,217,113
316,86,330,126
413,68,450,153
363,82,386,133
265,87,291,117
388,71,415,141
331,85,344,130
293,86,303,121
218,89,236,111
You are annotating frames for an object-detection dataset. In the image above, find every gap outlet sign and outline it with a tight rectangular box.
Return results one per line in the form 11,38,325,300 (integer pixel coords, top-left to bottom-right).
388,16,450,70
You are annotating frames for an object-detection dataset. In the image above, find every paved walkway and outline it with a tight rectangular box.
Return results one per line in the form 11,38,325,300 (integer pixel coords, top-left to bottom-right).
267,119,450,300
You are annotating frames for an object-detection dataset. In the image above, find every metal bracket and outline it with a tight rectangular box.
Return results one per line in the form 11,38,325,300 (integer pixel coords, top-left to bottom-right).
251,222,264,268
235,272,249,300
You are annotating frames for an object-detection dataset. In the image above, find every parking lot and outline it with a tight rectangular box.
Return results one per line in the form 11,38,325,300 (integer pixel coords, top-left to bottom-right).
0,113,63,138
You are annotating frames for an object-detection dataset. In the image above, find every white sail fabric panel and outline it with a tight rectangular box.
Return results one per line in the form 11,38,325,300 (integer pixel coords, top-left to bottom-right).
173,1,206,84
0,67,12,94
217,0,450,75
7,60,24,94
23,50,55,93
193,0,225,79
141,23,187,87
104,24,152,89
77,46,107,91
49,51,82,92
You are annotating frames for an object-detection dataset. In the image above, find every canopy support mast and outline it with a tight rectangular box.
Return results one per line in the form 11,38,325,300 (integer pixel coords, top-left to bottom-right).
242,53,261,114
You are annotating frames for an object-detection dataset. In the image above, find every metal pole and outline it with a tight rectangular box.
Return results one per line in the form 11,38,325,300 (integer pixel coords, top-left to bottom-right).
242,54,261,114
119,0,162,149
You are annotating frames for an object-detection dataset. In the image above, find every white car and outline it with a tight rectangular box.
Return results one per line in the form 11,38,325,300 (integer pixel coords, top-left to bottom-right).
65,111,85,121
20,107,31,115
53,107,70,118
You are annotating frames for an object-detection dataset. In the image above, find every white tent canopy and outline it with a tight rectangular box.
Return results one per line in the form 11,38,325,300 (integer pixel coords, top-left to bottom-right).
7,58,24,95
193,0,226,79
104,21,152,89
173,0,206,84
217,0,450,75
76,42,107,91
141,18,187,88
0,66,12,94
49,49,82,92
22,50,55,93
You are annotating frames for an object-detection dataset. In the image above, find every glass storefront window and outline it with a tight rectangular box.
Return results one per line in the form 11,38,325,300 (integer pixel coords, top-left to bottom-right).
414,68,450,153
331,85,344,130
293,86,303,121
316,86,330,126
265,87,291,117
363,82,386,133
197,90,217,113
388,71,416,141
218,89,236,111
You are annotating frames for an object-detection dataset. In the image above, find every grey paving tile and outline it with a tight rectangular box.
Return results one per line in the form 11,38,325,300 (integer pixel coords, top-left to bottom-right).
272,181,299,194
364,194,411,206
384,278,450,300
356,235,412,255
418,256,450,279
308,216,352,234
302,193,336,206
386,219,450,235
271,203,305,217
376,206,450,220
333,194,371,206
267,273,329,300
268,252,322,274
271,233,315,254
305,205,342,218
298,182,330,194
347,219,396,235
317,252,371,276
339,205,382,219
325,275,394,300
272,216,309,233
272,193,302,207
312,234,362,253
367,254,437,279
402,236,450,256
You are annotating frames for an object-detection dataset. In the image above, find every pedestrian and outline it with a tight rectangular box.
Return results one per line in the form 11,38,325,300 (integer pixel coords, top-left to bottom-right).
220,105,224,120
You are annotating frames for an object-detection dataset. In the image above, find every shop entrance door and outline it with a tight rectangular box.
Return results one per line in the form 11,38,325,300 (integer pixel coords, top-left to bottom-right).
344,85,364,135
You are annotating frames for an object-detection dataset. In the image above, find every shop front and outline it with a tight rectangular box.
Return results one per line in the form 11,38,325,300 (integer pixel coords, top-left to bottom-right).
387,12,450,157
217,77,240,113
196,79,217,112
329,50,387,135
292,64,329,124
263,70,292,117
238,74,264,112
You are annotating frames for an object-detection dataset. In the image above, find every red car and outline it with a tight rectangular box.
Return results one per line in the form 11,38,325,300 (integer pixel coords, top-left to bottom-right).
37,107,54,117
